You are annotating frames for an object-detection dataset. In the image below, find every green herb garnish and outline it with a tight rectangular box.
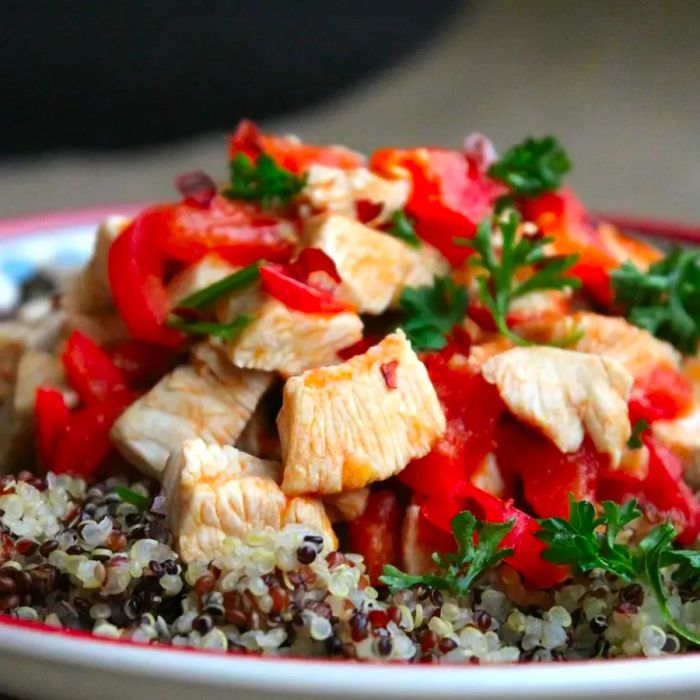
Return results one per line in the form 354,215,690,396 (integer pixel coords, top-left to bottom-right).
611,249,700,355
167,314,252,340
380,511,514,596
388,210,421,248
488,136,571,199
175,262,261,310
114,486,150,511
457,212,580,346
225,153,305,208
627,418,650,449
399,275,468,351
539,497,700,647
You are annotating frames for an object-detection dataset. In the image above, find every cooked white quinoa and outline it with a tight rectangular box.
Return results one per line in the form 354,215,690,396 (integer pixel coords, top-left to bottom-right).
0,473,696,662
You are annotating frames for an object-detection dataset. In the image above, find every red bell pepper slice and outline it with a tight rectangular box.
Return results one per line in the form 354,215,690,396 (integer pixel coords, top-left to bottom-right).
159,195,295,266
108,208,184,348
106,339,178,388
35,387,70,472
628,364,693,425
370,147,505,266
62,331,129,405
337,335,380,361
230,119,364,174
260,248,354,314
346,490,402,583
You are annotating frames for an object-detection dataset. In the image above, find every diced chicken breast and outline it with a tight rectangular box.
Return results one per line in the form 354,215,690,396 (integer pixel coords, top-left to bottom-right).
301,166,409,225
164,439,335,562
278,330,446,495
217,283,363,377
111,344,272,479
401,503,436,575
515,312,681,377
235,398,282,461
471,453,506,498
482,347,633,467
653,407,700,488
323,488,370,522
166,254,237,309
302,214,448,314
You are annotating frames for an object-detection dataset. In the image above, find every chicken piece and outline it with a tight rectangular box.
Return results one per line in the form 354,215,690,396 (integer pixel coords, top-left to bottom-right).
0,351,65,471
166,254,237,309
111,344,272,479
401,503,436,575
235,399,282,462
278,330,446,495
164,439,335,562
653,407,700,488
217,283,363,377
471,453,506,498
482,347,633,467
515,312,681,377
302,214,447,314
301,166,409,225
323,488,370,522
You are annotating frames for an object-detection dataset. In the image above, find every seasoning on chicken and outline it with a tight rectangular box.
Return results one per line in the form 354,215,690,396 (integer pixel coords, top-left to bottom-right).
278,330,446,495
302,214,448,314
163,438,335,562
111,343,272,479
482,347,633,467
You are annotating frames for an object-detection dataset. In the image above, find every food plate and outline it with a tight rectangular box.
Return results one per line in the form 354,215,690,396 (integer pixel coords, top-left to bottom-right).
0,206,697,700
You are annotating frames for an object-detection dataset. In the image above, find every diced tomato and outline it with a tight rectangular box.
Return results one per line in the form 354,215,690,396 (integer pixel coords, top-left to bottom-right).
260,248,353,314
159,195,295,266
346,490,401,583
229,119,364,174
35,387,70,472
496,418,603,519
62,331,129,405
370,147,504,265
108,208,184,348
628,364,694,425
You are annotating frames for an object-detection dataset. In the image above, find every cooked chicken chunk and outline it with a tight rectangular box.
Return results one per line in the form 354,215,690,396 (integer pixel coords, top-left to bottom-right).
111,344,272,479
482,347,633,467
323,488,370,522
302,214,447,314
164,439,335,562
515,312,681,377
653,407,700,488
217,283,363,377
278,330,446,495
166,253,237,309
301,166,409,225
235,399,282,462
401,503,436,575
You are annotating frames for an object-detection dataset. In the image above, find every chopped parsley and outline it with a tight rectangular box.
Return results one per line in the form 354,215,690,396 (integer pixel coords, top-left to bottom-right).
457,212,580,346
387,210,421,248
380,511,514,596
611,248,700,355
225,153,305,208
399,275,468,351
627,418,650,449
114,486,150,511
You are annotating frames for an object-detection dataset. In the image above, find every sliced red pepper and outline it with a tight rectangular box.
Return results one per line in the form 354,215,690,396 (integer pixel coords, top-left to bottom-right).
346,490,402,583
260,248,353,314
495,418,603,519
107,208,184,348
229,119,364,174
159,195,295,266
628,364,694,425
370,147,504,265
106,339,178,389
35,387,70,472
337,335,380,360
62,331,129,404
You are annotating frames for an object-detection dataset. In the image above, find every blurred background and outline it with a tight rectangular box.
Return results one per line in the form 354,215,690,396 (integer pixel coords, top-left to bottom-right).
1,0,699,220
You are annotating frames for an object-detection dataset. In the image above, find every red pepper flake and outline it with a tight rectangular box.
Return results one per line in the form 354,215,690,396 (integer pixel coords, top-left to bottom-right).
380,360,399,389
174,170,217,207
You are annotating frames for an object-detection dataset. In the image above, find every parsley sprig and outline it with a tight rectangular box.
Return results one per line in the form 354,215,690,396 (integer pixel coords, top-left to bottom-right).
539,497,700,646
458,212,580,346
225,153,306,208
380,511,514,596
388,210,421,248
488,136,571,200
399,275,468,351
627,418,649,449
611,249,700,355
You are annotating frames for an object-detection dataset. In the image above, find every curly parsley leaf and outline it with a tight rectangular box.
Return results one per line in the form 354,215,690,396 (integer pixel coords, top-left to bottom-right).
458,211,580,346
627,418,650,449
399,275,468,351
380,511,514,596
488,136,571,199
611,249,700,355
225,153,306,208
388,210,421,248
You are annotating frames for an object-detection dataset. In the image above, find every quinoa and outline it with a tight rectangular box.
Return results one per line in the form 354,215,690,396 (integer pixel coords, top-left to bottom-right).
0,472,697,662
